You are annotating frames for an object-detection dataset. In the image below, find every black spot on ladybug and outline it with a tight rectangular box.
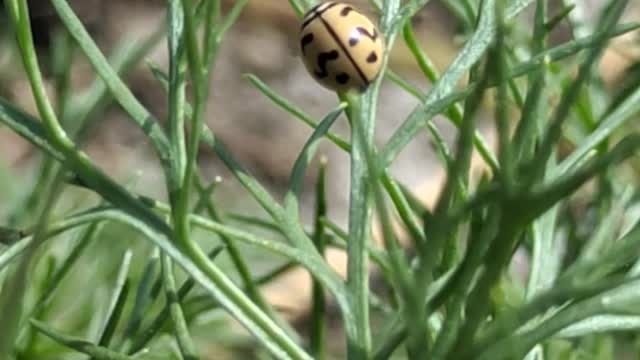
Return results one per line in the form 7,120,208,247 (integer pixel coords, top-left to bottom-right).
367,51,378,63
336,73,350,84
301,33,314,54
340,6,353,16
315,50,340,78
356,27,378,41
349,37,359,46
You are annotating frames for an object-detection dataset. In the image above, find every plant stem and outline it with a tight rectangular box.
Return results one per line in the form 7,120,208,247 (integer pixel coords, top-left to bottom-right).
161,254,198,360
310,159,328,359
344,93,374,359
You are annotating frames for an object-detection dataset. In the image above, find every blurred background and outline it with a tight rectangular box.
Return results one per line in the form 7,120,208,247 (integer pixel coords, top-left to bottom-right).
0,1,639,358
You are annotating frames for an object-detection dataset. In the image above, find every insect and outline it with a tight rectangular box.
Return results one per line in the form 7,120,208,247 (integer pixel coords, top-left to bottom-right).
300,2,384,92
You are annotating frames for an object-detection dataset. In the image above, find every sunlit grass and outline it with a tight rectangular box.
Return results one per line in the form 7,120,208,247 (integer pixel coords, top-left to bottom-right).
0,0,639,359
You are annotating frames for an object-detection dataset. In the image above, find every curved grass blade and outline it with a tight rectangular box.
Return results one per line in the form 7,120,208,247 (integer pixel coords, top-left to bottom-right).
554,85,640,178
245,74,351,152
93,251,132,354
310,159,328,359
120,255,159,348
161,253,198,360
30,320,134,360
287,104,346,200
128,246,224,355
50,0,172,169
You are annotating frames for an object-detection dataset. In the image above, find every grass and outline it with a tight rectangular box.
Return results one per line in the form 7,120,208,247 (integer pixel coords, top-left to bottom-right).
0,0,639,359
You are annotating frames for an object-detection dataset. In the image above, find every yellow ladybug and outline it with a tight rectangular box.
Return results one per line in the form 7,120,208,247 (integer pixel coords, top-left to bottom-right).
300,2,384,92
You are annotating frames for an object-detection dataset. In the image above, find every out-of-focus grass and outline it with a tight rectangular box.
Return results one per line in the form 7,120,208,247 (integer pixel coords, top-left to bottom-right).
0,0,639,359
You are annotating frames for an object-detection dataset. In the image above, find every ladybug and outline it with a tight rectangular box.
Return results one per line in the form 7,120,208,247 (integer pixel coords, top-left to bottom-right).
300,2,384,92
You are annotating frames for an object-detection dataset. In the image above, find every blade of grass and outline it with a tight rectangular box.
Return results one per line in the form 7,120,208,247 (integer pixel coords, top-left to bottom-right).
554,85,640,178
342,1,405,352
287,104,346,200
455,2,632,353
456,133,640,356
200,128,348,310
31,221,105,314
4,2,312,356
167,0,187,187
382,8,639,169
128,246,225,355
0,172,64,358
310,159,328,360
50,0,173,174
161,253,198,360
30,320,134,360
493,1,515,192
527,0,630,183
145,67,344,298
120,255,159,349
245,74,351,152
468,274,639,357
519,0,555,299
93,251,132,353
557,315,640,337
382,0,504,169
66,27,166,137
476,283,640,360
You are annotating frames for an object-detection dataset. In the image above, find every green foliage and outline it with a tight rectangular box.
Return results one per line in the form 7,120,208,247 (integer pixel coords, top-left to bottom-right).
0,0,639,359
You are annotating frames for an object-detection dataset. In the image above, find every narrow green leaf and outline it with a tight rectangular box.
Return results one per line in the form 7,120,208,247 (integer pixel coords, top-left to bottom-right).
167,0,188,187
310,159,328,359
0,97,64,161
382,0,503,169
31,320,134,360
94,251,132,352
382,19,639,167
557,315,640,338
245,74,351,152
528,0,630,182
129,246,225,355
555,85,640,178
1,14,310,358
161,254,198,360
287,104,345,199
50,0,174,189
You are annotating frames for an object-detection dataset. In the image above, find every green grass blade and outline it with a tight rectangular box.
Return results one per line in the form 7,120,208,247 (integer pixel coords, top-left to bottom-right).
380,174,425,245
287,104,345,199
161,253,198,360
0,97,64,161
129,246,224,355
50,0,172,169
523,135,640,223
555,85,640,178
382,0,504,169
66,28,165,136
2,4,311,355
527,0,630,182
382,18,638,168
167,0,187,187
121,256,159,346
557,315,640,338
310,160,328,359
245,74,351,152
30,320,134,360
470,274,638,357
94,251,132,352
227,213,286,234
34,221,104,312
